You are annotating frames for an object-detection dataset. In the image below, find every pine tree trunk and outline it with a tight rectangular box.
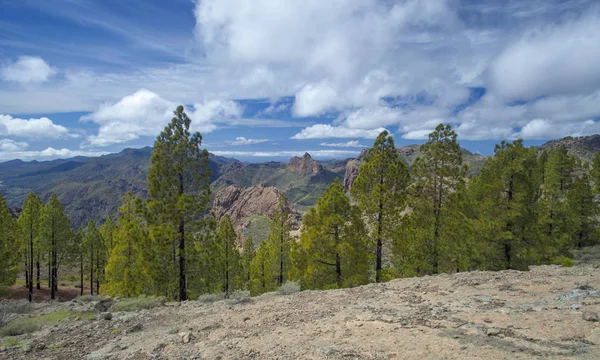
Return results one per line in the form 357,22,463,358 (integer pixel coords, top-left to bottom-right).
36,257,40,290
90,246,94,296
80,251,84,296
335,227,342,288
179,216,186,301
51,220,56,300
96,249,100,294
225,237,229,297
29,228,33,302
375,199,383,283
48,251,51,288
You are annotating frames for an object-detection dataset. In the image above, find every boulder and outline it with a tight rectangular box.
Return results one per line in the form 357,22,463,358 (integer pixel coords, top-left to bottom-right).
583,311,599,322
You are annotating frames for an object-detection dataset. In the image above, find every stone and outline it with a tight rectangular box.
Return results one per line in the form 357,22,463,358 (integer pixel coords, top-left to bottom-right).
36,342,46,350
178,331,192,344
98,312,112,321
94,298,114,312
582,311,599,322
486,328,500,336
483,318,493,323
128,323,143,333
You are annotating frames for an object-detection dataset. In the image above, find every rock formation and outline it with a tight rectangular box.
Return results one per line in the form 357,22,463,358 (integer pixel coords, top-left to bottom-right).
288,153,323,177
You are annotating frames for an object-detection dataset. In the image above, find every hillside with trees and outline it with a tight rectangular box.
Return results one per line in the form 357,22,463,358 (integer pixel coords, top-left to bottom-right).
2,106,600,305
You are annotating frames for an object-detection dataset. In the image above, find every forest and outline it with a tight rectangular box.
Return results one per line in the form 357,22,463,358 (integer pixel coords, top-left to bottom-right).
1,105,599,302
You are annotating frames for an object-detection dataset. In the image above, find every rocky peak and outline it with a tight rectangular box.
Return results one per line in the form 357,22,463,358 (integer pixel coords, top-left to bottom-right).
288,153,323,176
212,185,296,245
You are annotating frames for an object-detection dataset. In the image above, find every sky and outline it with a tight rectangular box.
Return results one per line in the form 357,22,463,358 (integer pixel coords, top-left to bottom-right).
1,0,600,162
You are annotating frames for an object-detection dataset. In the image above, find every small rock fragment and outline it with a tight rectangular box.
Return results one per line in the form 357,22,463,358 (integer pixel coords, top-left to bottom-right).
583,311,599,322
483,318,492,323
98,312,112,321
486,328,500,336
177,331,192,344
94,298,114,312
128,323,143,333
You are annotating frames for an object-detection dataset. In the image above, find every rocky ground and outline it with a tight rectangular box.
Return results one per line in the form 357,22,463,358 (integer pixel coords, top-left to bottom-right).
1,263,600,360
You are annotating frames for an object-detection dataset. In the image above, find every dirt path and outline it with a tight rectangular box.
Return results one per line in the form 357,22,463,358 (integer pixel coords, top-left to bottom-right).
2,264,600,359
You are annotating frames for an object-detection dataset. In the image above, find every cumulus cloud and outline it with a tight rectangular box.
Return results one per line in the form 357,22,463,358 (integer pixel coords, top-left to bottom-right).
0,147,108,162
227,137,269,145
0,114,70,139
517,119,600,140
1,56,56,84
292,124,386,139
319,140,366,148
489,12,600,101
211,149,360,158
82,89,243,146
0,139,28,152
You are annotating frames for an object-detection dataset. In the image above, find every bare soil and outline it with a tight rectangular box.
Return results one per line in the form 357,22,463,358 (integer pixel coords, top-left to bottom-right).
2,264,600,360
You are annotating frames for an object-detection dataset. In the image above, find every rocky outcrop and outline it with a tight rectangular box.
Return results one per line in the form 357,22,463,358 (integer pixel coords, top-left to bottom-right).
343,149,368,190
288,153,323,177
213,185,298,244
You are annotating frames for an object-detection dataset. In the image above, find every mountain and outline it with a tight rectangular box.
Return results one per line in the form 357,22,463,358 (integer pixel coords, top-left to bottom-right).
538,135,600,162
211,153,344,212
0,147,238,229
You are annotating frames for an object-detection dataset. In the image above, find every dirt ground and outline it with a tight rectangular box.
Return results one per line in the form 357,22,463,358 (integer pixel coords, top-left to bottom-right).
2,264,600,360
2,284,84,302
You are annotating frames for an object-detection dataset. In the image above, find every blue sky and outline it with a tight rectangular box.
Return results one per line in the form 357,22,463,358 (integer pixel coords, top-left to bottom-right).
1,0,599,162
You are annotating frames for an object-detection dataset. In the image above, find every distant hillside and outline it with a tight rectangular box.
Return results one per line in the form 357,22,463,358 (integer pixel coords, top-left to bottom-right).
2,134,599,228
0,147,237,228
538,135,600,162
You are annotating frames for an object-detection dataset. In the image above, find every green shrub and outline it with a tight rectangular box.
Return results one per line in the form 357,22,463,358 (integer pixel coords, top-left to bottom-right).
0,300,32,315
197,292,225,303
227,290,251,304
74,295,105,302
168,327,180,334
2,337,23,348
111,328,122,335
0,320,40,336
109,295,165,312
278,281,300,295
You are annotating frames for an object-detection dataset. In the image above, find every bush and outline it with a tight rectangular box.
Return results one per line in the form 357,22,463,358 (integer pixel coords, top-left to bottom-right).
278,281,301,295
0,300,32,315
109,295,165,312
74,295,105,302
227,290,251,304
197,292,225,303
2,337,23,348
0,320,40,336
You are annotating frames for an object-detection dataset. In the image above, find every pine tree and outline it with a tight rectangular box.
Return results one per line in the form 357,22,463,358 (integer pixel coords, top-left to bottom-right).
18,192,43,302
40,194,73,299
264,196,293,287
352,130,410,282
536,146,576,262
292,178,370,289
100,216,116,250
147,105,211,301
249,240,275,295
0,192,18,289
403,124,468,274
83,220,103,295
241,236,256,288
216,215,241,296
568,174,598,248
104,193,148,297
469,140,539,270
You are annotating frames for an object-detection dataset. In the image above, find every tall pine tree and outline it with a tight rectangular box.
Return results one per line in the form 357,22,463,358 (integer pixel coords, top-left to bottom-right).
0,192,18,289
352,130,410,282
147,105,211,301
18,193,43,302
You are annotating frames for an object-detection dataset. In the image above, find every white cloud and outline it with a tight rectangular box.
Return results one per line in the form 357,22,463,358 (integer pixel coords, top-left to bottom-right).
292,124,386,139
0,147,108,161
82,89,243,147
211,149,360,158
0,139,28,152
489,12,600,101
227,137,269,146
1,56,56,84
517,119,600,140
0,114,70,139
319,140,365,148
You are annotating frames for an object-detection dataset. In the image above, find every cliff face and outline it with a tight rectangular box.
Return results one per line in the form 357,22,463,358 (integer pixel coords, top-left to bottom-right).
212,184,297,244
288,153,323,177
343,149,367,191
